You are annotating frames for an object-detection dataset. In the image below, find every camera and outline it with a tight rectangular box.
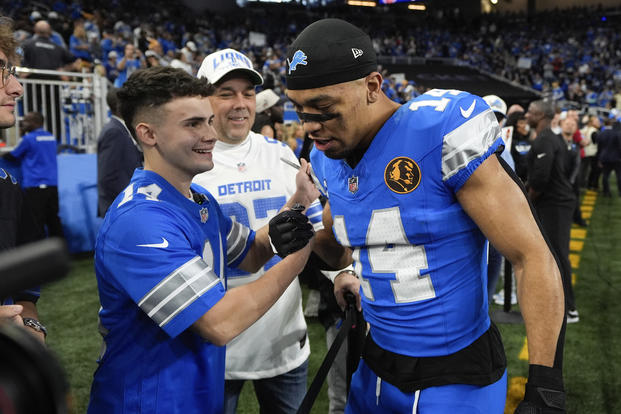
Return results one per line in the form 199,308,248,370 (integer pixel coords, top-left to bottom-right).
0,238,71,414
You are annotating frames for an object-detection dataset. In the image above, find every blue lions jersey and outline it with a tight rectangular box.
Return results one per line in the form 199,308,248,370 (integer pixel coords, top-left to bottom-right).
311,89,503,357
88,169,254,414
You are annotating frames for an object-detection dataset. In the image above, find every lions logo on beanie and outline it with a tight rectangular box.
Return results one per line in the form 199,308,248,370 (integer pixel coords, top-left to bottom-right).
285,19,377,90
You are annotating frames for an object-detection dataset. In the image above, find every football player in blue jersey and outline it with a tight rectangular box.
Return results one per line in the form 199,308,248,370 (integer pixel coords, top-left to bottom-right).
87,66,318,414
285,19,567,413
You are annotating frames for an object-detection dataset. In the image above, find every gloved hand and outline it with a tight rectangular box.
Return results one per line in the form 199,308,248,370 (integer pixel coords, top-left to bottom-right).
514,365,566,413
268,204,314,257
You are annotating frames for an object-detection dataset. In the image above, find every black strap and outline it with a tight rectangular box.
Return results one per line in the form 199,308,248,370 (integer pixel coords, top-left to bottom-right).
296,293,360,414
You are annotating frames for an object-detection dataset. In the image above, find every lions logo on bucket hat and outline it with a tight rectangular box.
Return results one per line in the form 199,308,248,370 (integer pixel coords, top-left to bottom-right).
198,48,263,86
285,19,377,90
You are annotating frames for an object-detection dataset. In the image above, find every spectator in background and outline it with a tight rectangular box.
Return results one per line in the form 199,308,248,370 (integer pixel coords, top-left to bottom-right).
560,115,584,227
526,99,578,323
96,88,143,217
283,122,305,159
113,43,145,88
103,50,119,84
169,50,193,75
194,48,323,414
579,115,601,190
21,19,77,133
3,112,64,240
252,88,281,138
597,115,621,198
507,111,532,182
69,21,93,62
21,20,77,75
0,16,47,343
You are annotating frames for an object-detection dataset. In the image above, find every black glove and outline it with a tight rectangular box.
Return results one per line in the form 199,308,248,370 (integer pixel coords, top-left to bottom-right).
268,204,314,257
515,365,566,413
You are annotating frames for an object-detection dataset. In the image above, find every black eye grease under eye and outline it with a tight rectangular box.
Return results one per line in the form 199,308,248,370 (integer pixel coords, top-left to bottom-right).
295,111,340,123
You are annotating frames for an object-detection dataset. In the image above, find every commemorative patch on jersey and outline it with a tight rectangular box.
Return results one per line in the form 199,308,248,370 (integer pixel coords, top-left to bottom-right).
384,157,421,194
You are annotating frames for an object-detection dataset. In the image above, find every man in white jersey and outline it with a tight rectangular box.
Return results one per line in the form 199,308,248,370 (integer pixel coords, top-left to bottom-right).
194,49,330,414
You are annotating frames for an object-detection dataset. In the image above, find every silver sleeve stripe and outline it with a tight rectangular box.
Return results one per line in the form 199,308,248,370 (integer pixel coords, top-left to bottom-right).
226,220,250,265
441,109,500,182
138,256,221,327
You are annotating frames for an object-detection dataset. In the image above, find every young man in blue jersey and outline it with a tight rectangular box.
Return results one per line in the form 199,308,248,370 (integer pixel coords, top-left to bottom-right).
285,19,567,413
87,66,318,414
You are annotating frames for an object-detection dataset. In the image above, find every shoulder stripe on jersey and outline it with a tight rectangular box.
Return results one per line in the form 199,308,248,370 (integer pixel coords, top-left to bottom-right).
441,109,499,181
138,256,220,327
226,220,250,265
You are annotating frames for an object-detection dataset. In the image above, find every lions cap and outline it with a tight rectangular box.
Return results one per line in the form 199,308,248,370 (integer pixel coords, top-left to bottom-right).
198,48,263,86
285,19,377,90
483,95,507,118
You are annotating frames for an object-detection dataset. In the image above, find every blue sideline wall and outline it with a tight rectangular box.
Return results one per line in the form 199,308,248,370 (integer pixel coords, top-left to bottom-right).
0,154,101,253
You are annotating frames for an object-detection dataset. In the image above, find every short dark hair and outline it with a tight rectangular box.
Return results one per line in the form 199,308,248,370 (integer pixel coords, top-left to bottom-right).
106,88,119,115
530,99,556,120
26,111,44,128
117,66,214,140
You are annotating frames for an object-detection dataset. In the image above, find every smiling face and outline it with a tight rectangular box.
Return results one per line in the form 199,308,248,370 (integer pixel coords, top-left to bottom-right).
0,50,23,129
286,78,371,160
140,96,217,186
208,74,256,145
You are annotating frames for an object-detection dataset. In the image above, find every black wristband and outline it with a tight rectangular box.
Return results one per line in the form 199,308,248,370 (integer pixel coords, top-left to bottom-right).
522,364,565,412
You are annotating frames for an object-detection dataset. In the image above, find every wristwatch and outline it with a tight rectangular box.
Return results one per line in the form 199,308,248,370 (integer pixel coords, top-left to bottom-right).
23,317,47,337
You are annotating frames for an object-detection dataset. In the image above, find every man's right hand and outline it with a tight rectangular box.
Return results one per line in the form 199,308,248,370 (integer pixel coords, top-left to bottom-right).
334,271,361,311
0,304,23,326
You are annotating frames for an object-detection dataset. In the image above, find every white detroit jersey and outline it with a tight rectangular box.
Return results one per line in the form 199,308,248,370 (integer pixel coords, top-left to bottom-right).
193,131,323,379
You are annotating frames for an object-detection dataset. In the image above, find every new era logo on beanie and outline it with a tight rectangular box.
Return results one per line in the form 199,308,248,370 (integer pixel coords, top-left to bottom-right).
285,19,377,90
198,48,263,86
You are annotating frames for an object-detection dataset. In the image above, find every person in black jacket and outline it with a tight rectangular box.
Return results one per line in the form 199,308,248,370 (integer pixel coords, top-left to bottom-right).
0,16,47,342
96,88,143,216
526,99,578,323
596,116,621,197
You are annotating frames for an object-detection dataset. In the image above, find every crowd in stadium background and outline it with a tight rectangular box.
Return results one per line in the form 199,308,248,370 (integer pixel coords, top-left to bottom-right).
2,1,621,413
1,0,621,114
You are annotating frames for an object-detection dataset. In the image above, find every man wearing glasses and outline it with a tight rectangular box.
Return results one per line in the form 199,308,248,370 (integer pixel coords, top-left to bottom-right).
0,16,47,342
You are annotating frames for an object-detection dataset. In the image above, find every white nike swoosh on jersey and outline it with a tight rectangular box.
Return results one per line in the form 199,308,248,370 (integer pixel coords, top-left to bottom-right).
537,153,546,159
137,237,169,248
460,100,476,118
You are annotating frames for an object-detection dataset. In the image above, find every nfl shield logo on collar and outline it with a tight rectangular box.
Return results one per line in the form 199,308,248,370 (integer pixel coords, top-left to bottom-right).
237,162,246,172
348,176,358,194
200,207,209,223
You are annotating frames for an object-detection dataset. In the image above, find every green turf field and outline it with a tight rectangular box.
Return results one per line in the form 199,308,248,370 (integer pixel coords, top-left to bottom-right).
37,189,621,413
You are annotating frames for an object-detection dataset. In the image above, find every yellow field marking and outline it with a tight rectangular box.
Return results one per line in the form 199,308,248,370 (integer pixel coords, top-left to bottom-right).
585,190,598,196
570,240,584,252
582,198,596,206
582,210,592,219
518,337,529,361
571,228,587,239
569,254,580,269
572,273,577,286
580,205,594,213
505,376,527,414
